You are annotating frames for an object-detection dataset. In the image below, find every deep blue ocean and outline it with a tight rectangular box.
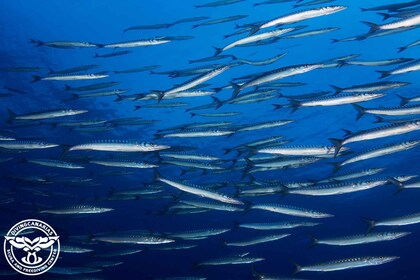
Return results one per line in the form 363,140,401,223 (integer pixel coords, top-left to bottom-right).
0,0,419,279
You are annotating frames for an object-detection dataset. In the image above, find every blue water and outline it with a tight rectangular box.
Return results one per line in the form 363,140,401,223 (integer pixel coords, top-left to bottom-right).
0,0,419,279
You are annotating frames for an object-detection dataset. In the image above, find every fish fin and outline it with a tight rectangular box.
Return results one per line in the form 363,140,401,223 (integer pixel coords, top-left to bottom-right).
247,25,259,36
395,94,410,106
190,113,196,118
309,233,319,248
244,146,258,158
6,108,16,123
210,96,223,109
213,46,223,56
229,82,241,99
328,138,343,157
373,116,385,123
377,12,391,21
361,21,380,33
223,148,233,155
134,105,141,111
272,104,283,110
376,70,390,79
361,217,377,234
243,200,254,212
192,24,200,29
330,85,343,95
96,44,105,48
352,104,367,121
330,38,340,44
31,75,41,83
290,260,302,276
288,99,301,113
397,46,407,53
342,129,353,137
153,133,163,140
64,84,72,91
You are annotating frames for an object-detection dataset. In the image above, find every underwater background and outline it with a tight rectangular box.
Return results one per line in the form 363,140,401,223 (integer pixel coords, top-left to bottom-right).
0,0,419,279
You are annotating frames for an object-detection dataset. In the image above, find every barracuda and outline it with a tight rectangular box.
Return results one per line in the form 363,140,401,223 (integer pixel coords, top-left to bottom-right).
26,159,85,169
155,170,243,205
293,256,399,274
365,213,420,232
238,221,320,230
7,108,88,122
318,168,385,183
330,81,409,94
90,160,158,169
93,235,174,244
69,140,170,152
329,120,420,155
251,203,333,218
99,37,171,48
224,234,290,246
257,6,347,31
310,232,410,246
40,205,114,215
0,141,59,150
335,141,420,170
214,27,296,55
32,73,108,82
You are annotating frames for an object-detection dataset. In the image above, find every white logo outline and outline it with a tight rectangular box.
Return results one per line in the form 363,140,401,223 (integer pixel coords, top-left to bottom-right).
3,219,60,276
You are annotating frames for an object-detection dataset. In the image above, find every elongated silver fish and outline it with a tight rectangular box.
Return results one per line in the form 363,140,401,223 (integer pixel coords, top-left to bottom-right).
69,141,170,152
214,28,296,55
155,129,235,138
294,256,399,274
363,14,420,33
0,141,59,150
168,228,230,240
32,73,108,82
318,168,384,183
329,120,420,155
238,221,320,230
198,255,264,266
284,27,339,38
93,234,174,244
366,212,420,234
354,104,420,119
26,159,85,169
99,37,171,48
155,170,243,205
377,59,420,79
257,6,347,31
30,39,98,48
252,203,333,218
232,64,322,95
311,232,410,246
40,205,113,215
258,145,343,156
180,199,244,212
343,58,413,67
330,82,409,94
90,160,158,169
335,141,420,169
225,234,290,247
59,245,94,254
7,108,87,122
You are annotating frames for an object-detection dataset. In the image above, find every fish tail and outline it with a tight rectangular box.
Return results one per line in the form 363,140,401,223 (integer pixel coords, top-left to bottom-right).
96,43,105,48
290,260,302,276
330,38,340,44
153,133,163,140
329,162,342,173
134,105,141,110
29,39,43,46
272,104,283,110
247,25,259,36
352,104,367,121
341,129,353,137
308,233,319,248
153,168,162,182
64,84,72,91
114,94,124,102
395,93,410,106
213,46,223,56
388,177,405,194
190,112,196,118
373,116,385,123
362,217,377,233
31,75,42,83
229,82,241,99
288,99,301,114
376,70,390,79
192,24,199,29
210,96,223,109
223,148,233,155
6,108,16,123
330,84,343,95
361,21,380,33
397,46,407,53
328,138,343,157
